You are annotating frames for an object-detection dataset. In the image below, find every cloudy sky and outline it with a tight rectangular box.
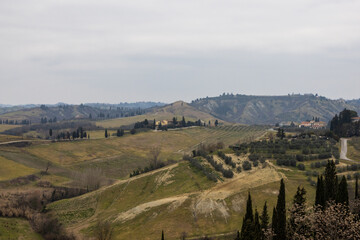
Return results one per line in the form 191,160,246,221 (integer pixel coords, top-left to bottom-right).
1,0,360,104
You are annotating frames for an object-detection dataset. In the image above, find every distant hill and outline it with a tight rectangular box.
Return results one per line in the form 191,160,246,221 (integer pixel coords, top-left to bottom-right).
84,102,166,109
0,102,165,124
190,94,360,124
95,101,225,128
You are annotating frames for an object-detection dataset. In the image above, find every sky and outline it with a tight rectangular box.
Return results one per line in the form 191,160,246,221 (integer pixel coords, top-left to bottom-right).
1,0,360,104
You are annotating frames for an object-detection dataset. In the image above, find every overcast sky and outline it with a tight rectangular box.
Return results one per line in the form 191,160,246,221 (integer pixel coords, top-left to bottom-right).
1,0,360,104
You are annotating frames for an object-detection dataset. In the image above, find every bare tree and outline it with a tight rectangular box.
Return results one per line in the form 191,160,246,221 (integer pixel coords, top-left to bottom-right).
149,146,161,168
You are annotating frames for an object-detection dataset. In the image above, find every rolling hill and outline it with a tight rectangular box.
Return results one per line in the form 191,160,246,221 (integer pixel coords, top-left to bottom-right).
96,101,225,128
190,94,360,124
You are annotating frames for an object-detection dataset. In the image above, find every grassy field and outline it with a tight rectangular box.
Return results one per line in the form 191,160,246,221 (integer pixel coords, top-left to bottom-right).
0,134,23,143
48,158,317,240
10,126,266,179
0,217,43,240
0,156,38,181
347,137,360,161
0,124,23,132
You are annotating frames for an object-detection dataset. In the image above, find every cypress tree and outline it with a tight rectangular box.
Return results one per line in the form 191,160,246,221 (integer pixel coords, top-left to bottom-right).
254,209,262,240
274,179,286,240
315,175,325,208
334,175,339,201
355,175,359,199
324,160,337,202
235,231,240,240
271,207,277,237
241,192,254,240
293,186,306,207
260,201,269,239
337,176,349,206
161,230,164,240
105,129,108,138
289,186,307,236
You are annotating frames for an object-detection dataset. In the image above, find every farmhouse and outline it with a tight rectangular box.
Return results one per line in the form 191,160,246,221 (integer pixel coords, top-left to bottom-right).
352,117,360,123
299,120,326,129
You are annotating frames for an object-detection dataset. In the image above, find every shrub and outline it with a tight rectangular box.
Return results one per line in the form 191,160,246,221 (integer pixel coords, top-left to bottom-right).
242,161,252,171
297,163,305,171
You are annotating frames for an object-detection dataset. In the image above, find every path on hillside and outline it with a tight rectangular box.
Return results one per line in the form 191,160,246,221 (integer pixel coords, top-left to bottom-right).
0,139,50,146
340,138,355,162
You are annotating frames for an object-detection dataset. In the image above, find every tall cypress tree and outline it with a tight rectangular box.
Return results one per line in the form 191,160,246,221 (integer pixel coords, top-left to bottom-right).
337,176,349,206
161,230,164,240
235,231,240,240
324,160,337,202
289,186,307,237
274,179,286,240
260,201,269,239
271,207,277,237
241,193,254,240
315,175,325,208
254,209,262,240
356,175,359,199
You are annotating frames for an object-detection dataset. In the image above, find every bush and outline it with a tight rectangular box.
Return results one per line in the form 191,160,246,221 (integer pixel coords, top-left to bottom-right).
298,163,305,171
242,161,252,171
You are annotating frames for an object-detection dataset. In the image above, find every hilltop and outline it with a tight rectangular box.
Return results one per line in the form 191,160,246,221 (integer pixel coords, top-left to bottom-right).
96,101,223,129
190,94,360,124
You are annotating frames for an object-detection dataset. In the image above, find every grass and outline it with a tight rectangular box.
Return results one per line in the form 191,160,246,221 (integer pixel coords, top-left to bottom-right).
48,158,317,240
0,134,23,143
0,217,43,240
0,156,38,181
0,124,23,132
347,137,360,161
14,126,267,179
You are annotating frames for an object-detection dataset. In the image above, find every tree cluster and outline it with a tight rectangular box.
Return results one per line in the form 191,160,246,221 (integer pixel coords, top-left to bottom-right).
330,108,360,137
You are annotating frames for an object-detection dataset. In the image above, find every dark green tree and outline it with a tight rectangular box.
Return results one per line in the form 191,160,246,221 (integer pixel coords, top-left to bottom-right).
324,160,337,202
241,192,254,240
235,231,240,240
271,207,277,237
289,186,307,238
181,116,186,127
49,128,52,137
337,176,349,206
215,120,219,127
254,209,262,240
356,175,359,199
161,230,164,240
315,175,325,208
105,129,108,138
274,179,286,240
260,202,269,239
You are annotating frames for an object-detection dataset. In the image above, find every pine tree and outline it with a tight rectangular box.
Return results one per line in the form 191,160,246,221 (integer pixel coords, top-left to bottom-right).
49,128,52,137
260,202,269,240
355,175,359,199
161,230,164,240
324,160,337,202
105,129,108,138
274,179,286,240
337,176,349,206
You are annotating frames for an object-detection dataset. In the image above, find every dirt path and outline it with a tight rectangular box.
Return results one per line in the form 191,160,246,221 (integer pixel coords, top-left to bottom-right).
340,138,355,162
